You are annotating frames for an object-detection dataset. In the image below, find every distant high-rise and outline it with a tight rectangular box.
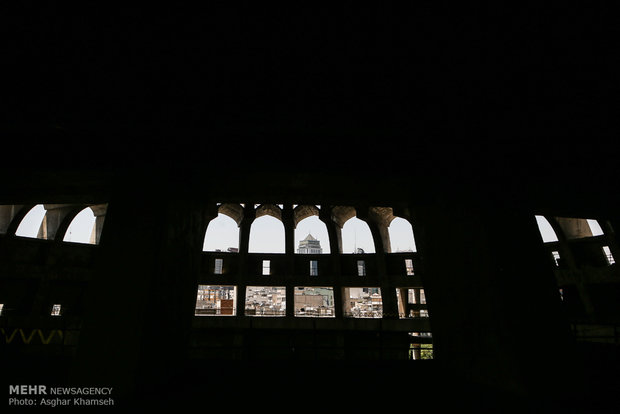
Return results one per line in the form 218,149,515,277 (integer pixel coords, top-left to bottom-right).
297,233,322,254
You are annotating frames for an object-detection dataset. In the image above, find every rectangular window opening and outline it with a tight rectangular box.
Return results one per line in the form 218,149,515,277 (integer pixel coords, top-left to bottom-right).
405,259,415,275
262,260,271,275
343,287,382,318
357,260,366,276
409,332,433,360
603,246,615,265
51,304,62,316
195,285,237,316
245,286,286,316
214,258,223,274
396,288,428,319
295,287,335,318
310,260,318,276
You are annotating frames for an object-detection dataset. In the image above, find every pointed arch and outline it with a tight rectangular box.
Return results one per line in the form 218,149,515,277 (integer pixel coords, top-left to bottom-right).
387,216,417,253
203,212,240,252
341,216,375,254
535,215,559,243
15,204,47,239
295,215,330,254
249,214,285,253
587,219,604,236
63,207,97,244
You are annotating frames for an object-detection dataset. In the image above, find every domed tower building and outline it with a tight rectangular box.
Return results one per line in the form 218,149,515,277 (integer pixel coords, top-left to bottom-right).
297,233,322,254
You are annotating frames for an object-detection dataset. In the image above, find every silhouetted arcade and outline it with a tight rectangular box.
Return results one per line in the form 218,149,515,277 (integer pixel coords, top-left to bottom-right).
3,3,620,412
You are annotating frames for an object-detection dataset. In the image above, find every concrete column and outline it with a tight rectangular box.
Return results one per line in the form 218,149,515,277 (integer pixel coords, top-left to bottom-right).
238,203,255,255
0,205,23,234
282,205,296,317
416,200,575,400
3,204,35,236
320,206,343,318
555,217,593,239
89,204,108,244
286,285,295,318
70,189,209,399
396,287,408,317
547,217,596,316
236,204,255,317
547,217,578,269
321,206,342,255
362,207,397,320
282,204,295,255
40,204,77,240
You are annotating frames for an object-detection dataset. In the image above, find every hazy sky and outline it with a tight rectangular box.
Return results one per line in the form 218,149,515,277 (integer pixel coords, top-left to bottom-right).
15,204,96,243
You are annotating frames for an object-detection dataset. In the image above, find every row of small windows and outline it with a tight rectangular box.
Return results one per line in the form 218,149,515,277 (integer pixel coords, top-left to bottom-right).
212,258,415,276
0,204,107,245
194,285,428,319
0,303,62,317
203,206,417,254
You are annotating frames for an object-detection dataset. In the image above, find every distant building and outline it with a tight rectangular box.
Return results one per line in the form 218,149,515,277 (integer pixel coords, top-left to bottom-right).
297,233,322,254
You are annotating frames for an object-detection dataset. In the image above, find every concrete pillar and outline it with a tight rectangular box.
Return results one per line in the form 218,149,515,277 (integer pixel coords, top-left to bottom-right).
555,217,593,239
547,217,596,316
320,206,343,318
396,287,408,317
341,287,352,317
286,285,295,318
0,205,23,234
238,203,255,255
89,204,108,244
322,206,343,255
416,200,575,400
282,205,296,318
40,204,76,240
69,189,209,399
362,207,397,320
236,204,255,317
3,204,34,236
282,204,295,255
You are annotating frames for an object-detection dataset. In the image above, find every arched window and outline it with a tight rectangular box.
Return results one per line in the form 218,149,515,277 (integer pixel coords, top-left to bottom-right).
387,217,417,253
295,215,330,254
587,219,604,236
249,215,285,253
15,204,46,239
203,213,240,252
535,215,559,243
63,207,96,244
341,217,375,254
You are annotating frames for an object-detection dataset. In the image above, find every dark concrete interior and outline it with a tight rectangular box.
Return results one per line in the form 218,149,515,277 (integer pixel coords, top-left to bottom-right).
2,4,620,411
